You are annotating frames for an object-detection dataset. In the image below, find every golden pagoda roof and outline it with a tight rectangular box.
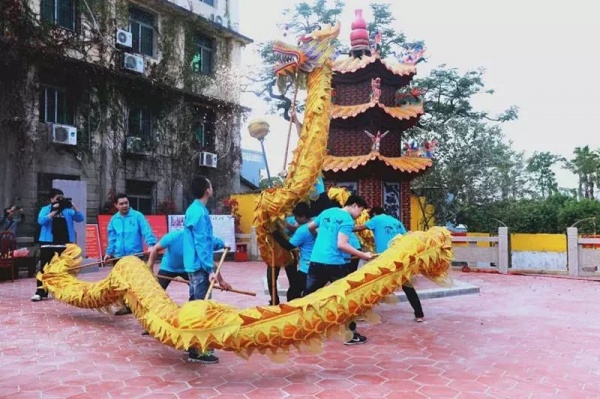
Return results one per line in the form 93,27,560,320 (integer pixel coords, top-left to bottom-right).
323,152,432,173
331,102,423,120
333,54,416,76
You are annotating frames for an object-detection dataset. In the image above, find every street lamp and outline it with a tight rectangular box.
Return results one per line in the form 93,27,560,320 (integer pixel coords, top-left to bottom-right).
248,117,273,188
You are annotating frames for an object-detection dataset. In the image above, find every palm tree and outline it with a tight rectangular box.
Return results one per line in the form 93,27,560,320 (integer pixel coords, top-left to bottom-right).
564,146,600,199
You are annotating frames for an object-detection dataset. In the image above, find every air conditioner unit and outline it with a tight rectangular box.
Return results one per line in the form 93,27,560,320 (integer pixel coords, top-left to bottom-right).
123,53,144,73
199,151,217,168
126,136,144,153
210,14,226,26
49,124,77,146
116,29,132,47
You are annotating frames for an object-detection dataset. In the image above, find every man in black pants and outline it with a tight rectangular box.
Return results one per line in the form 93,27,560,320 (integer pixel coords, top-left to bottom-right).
306,195,374,345
271,202,316,300
355,207,424,321
32,189,84,302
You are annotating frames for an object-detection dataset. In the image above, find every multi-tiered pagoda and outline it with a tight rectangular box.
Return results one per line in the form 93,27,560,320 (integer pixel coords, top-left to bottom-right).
323,9,432,227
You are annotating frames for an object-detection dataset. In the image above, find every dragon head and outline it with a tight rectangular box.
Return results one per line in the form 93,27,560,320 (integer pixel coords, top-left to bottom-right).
272,22,341,93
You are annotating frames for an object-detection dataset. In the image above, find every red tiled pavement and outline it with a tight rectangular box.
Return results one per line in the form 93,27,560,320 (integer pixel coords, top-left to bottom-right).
1,262,600,398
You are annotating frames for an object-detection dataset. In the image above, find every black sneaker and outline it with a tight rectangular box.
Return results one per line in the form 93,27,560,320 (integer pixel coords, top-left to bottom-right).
188,352,219,364
344,332,367,346
114,306,132,316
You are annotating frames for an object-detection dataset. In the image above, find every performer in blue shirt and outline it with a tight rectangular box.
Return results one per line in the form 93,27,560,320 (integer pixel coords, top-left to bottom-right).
355,207,424,322
183,176,221,364
307,195,373,345
272,202,316,299
147,230,231,293
104,193,157,315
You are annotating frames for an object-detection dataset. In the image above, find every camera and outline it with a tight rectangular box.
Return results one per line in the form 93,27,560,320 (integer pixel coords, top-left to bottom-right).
58,198,73,211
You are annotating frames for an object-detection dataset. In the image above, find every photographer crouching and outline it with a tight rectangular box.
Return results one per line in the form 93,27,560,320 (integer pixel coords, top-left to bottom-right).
32,188,84,302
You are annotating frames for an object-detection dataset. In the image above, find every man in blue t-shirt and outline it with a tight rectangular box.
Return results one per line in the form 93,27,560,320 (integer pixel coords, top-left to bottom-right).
182,176,222,364
272,202,315,299
355,207,424,322
147,230,231,293
307,195,373,345
104,193,157,316
357,206,407,254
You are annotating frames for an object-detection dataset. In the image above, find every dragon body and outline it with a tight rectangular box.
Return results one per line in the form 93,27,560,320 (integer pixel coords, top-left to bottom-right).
254,24,340,267
41,227,452,359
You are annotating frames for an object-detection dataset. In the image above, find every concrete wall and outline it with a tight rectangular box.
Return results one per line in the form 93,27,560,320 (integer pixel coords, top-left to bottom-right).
510,233,567,271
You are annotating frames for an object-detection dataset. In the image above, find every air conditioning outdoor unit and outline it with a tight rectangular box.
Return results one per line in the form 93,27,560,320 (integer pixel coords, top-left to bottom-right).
116,29,132,47
199,151,217,168
123,53,144,73
49,124,77,146
210,14,227,27
126,136,144,153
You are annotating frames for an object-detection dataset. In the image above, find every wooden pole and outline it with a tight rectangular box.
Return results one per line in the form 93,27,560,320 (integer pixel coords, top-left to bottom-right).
204,247,230,300
282,79,300,171
68,252,147,271
157,275,256,297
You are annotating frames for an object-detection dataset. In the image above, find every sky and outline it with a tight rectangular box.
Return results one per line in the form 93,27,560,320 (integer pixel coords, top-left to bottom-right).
237,0,600,188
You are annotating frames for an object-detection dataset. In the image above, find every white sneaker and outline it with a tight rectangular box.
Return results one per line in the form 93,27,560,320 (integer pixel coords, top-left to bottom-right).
31,294,41,302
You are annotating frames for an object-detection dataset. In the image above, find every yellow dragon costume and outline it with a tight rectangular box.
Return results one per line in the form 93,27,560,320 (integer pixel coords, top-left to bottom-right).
40,24,453,361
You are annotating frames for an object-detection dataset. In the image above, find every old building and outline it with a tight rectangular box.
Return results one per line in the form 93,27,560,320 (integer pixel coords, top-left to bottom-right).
0,0,252,235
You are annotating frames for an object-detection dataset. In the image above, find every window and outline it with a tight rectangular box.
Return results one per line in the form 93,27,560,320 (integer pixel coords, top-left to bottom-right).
41,0,76,30
191,35,214,74
39,86,74,125
126,180,155,214
193,107,215,149
129,6,155,57
128,106,154,140
201,0,215,6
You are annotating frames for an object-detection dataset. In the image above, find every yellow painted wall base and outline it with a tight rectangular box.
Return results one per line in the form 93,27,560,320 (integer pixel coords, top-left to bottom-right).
511,233,566,252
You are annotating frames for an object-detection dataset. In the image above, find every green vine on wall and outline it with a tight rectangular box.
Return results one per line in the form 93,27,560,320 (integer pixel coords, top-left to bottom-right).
2,0,247,215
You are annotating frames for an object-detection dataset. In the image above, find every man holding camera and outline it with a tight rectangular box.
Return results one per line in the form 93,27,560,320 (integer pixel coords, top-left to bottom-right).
32,188,84,302
1,205,24,234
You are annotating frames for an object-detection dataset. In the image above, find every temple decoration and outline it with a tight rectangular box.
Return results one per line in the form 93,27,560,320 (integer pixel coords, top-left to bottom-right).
422,139,439,158
370,77,382,103
395,86,424,106
363,130,389,153
349,9,371,57
400,44,426,65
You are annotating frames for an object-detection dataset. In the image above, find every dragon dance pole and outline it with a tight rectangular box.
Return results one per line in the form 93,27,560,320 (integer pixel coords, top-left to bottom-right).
259,138,273,188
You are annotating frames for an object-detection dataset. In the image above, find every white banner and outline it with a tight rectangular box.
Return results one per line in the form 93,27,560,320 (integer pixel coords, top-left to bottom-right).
168,214,235,252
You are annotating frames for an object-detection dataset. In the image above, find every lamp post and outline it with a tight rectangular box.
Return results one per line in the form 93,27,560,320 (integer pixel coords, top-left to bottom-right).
248,118,272,188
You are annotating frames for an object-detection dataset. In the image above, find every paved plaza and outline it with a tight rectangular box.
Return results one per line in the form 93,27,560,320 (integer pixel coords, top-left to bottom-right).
1,261,599,398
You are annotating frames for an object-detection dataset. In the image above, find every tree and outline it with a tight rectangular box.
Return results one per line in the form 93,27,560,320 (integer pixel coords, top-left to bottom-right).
413,119,525,225
259,176,284,189
410,64,520,224
526,151,564,199
564,145,600,200
416,66,519,130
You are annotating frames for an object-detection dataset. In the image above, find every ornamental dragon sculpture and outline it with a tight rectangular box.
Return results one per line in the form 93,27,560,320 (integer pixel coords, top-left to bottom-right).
39,24,453,361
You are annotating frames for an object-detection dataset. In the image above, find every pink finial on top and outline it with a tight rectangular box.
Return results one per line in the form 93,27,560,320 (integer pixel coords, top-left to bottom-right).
350,9,370,51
